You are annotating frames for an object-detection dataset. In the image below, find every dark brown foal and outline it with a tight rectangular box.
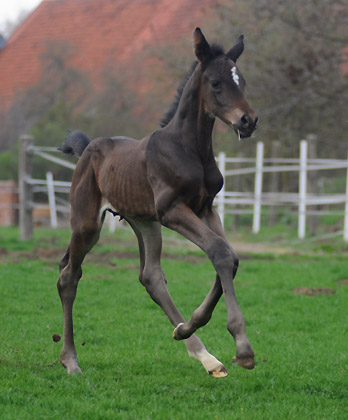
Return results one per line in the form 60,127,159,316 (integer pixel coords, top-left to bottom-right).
57,28,258,377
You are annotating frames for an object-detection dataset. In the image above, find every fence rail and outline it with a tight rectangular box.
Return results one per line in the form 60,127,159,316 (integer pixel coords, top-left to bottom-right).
18,135,348,242
216,140,348,242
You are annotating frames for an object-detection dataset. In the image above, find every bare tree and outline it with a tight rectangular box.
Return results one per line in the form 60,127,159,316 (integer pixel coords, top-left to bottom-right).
85,61,145,139
0,40,90,151
211,0,348,157
0,39,148,154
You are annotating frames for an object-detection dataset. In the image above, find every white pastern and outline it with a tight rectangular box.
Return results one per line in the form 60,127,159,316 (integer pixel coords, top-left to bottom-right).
231,66,240,86
188,348,224,375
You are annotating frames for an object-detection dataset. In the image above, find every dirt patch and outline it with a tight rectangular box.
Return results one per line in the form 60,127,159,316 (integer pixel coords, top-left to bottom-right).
17,248,64,263
0,247,8,256
87,250,137,266
337,279,348,286
230,241,296,256
292,287,336,296
5,245,205,268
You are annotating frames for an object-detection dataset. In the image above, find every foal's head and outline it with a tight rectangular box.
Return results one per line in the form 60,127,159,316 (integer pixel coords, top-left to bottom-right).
194,28,258,139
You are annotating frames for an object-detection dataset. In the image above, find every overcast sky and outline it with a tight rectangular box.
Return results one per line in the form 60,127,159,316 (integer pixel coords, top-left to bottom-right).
0,0,41,25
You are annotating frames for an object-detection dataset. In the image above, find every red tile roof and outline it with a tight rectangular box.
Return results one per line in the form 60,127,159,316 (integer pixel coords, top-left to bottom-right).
0,0,215,110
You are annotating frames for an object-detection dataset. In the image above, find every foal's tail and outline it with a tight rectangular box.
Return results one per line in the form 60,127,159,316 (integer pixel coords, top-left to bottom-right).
59,130,91,157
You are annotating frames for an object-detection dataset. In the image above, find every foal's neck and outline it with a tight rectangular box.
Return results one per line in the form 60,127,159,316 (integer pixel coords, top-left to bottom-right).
171,65,215,161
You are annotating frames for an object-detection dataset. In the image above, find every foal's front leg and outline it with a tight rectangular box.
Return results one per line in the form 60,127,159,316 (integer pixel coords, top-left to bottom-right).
161,203,255,370
131,220,228,377
173,275,222,340
173,208,225,340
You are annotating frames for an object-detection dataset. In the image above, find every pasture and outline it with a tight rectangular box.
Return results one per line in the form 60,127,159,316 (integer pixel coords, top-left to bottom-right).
1,226,348,419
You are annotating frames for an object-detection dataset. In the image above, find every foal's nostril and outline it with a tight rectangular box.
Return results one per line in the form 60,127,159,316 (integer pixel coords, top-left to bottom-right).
241,113,251,127
241,114,258,129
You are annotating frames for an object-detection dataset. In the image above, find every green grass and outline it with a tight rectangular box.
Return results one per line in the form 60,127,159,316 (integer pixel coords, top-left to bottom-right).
1,227,348,419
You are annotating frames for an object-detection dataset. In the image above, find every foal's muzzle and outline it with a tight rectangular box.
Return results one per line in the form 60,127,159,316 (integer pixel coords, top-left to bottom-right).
233,113,258,138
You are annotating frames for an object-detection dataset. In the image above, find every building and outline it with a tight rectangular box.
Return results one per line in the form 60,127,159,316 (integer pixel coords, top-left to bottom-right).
0,0,215,112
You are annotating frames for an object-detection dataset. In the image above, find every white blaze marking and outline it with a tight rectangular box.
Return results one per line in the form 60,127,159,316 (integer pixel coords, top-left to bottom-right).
231,66,240,86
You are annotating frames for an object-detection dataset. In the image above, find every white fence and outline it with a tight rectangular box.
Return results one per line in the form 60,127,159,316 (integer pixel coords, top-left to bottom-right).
28,145,74,229
18,135,123,239
216,141,348,242
19,135,73,239
19,135,348,242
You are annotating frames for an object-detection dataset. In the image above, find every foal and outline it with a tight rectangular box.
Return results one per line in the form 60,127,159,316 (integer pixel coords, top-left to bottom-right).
58,28,258,377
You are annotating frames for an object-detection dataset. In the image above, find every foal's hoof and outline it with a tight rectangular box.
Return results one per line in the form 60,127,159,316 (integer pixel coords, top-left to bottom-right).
173,323,185,340
209,365,228,378
232,355,255,370
61,360,83,374
67,365,83,374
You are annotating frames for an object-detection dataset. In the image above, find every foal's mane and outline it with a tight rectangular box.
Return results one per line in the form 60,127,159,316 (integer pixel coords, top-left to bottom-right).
159,61,198,128
159,44,225,128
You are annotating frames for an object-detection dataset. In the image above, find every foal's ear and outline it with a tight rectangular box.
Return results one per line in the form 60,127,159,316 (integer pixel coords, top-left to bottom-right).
193,27,212,63
227,35,244,62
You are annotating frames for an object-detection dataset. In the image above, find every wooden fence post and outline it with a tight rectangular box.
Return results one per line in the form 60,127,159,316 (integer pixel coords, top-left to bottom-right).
344,149,348,243
269,140,281,227
19,135,34,240
217,152,226,227
252,141,264,233
307,134,318,235
298,140,308,239
46,172,58,228
233,152,243,231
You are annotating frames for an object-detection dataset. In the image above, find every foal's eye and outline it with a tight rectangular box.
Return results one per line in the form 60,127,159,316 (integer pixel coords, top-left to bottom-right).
210,80,221,90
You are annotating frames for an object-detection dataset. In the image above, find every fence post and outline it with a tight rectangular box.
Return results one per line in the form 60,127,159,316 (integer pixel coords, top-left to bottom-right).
253,141,264,233
298,140,308,239
307,134,318,235
344,150,348,243
19,135,34,240
233,152,243,231
217,152,226,227
46,172,58,228
269,140,281,227
109,212,116,233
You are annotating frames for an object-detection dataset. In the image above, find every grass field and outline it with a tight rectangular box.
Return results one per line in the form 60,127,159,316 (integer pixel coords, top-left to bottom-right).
1,226,348,419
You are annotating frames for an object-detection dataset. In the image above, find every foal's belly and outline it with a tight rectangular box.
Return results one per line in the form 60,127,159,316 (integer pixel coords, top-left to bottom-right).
97,142,157,220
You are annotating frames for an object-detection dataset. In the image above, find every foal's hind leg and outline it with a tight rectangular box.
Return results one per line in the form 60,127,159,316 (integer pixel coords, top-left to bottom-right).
130,220,227,377
58,225,101,373
57,184,103,373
